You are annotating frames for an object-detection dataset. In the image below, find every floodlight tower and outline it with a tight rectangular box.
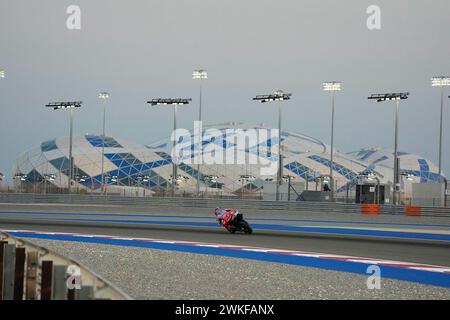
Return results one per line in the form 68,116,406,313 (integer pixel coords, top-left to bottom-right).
147,98,191,196
192,69,208,197
253,90,292,201
368,93,409,205
98,92,110,194
431,77,450,182
45,101,83,193
323,81,342,199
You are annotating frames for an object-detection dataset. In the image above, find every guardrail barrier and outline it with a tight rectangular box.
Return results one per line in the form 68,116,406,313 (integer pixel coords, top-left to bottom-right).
0,231,130,300
0,193,449,217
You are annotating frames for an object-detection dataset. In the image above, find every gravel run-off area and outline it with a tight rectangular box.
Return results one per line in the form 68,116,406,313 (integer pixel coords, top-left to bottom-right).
26,239,450,300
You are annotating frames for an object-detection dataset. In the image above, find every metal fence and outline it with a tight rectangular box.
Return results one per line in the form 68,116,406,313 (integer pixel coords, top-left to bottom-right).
2,185,447,207
0,231,130,300
0,193,449,217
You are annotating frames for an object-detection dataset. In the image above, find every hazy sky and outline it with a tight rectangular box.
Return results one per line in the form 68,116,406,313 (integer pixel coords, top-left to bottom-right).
1,0,450,182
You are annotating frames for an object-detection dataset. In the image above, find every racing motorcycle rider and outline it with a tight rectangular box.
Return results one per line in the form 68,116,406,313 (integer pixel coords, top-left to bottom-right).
214,207,236,232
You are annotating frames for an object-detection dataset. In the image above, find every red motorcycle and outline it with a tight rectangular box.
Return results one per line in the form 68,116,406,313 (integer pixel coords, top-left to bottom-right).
214,208,253,234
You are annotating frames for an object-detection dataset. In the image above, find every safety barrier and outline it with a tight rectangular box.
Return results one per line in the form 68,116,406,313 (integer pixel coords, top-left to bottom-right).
0,231,130,300
360,204,381,215
0,193,449,217
405,205,422,217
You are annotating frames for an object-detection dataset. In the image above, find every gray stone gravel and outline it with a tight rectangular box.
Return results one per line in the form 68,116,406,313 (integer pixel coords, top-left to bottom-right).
26,239,450,300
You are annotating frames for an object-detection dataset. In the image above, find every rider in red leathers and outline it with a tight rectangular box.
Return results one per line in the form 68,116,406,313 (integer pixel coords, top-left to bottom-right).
214,207,235,232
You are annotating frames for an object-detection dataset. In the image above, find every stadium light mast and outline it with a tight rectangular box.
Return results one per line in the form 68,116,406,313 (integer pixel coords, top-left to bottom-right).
323,81,342,200
147,98,191,196
431,77,450,183
1,70,6,188
368,92,409,205
192,69,208,197
98,92,110,194
45,101,83,193
253,90,292,201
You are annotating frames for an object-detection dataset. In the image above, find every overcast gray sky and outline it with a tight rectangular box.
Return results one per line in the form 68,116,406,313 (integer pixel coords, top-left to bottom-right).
1,0,450,181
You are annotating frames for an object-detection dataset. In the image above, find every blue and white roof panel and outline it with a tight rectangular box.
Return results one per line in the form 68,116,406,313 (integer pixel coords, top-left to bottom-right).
13,124,444,193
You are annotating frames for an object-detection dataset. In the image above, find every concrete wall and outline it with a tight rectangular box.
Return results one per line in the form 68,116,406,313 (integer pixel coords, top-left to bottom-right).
411,183,444,207
263,181,305,201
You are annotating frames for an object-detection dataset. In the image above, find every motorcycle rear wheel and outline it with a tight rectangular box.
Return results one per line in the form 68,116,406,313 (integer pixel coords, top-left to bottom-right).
237,220,253,234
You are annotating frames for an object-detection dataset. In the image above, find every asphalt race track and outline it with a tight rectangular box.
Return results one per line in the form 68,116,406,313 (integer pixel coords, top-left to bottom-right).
0,204,450,292
1,203,450,291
